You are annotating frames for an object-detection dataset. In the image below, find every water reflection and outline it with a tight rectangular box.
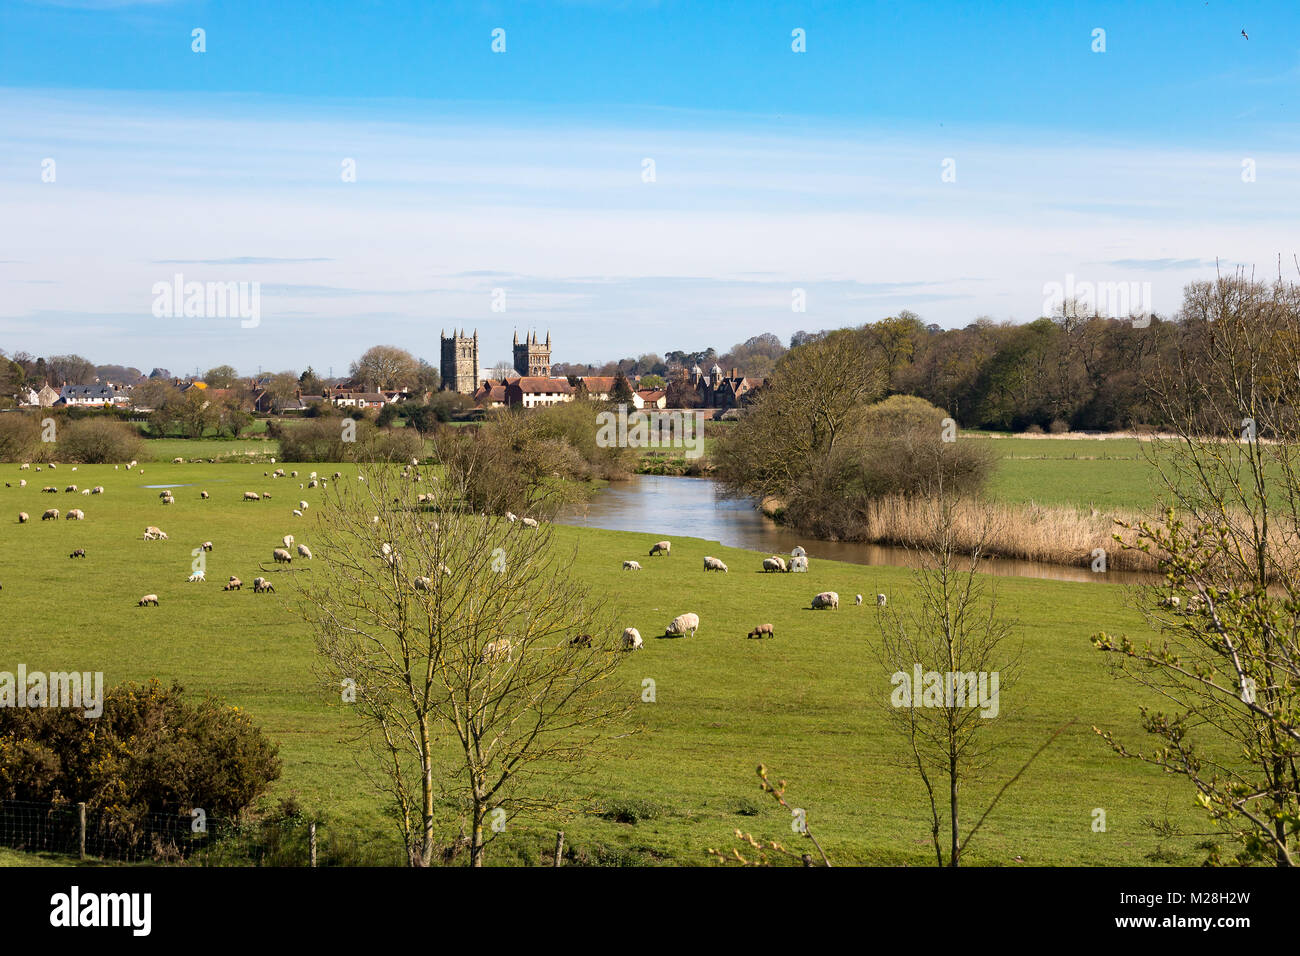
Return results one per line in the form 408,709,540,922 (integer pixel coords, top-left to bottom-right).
558,474,1157,585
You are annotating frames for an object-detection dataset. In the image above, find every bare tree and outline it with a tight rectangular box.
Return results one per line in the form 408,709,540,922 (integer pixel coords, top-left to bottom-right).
875,494,1025,866
351,345,418,391
1096,271,1300,866
299,463,632,866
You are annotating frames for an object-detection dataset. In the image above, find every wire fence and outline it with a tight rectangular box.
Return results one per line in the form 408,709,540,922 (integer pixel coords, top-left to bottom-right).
0,798,405,866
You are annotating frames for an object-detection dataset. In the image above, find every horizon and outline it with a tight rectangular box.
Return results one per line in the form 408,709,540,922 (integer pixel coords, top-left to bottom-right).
3,0,1299,372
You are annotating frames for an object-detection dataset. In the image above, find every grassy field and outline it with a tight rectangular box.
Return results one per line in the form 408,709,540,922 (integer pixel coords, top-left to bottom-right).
969,434,1159,511
0,454,1214,866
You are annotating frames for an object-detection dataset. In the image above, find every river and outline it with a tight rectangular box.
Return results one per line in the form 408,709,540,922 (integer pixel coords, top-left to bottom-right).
557,474,1155,585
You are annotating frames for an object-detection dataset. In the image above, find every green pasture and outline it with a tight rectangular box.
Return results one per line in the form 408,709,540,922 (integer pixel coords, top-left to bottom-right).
0,455,1213,866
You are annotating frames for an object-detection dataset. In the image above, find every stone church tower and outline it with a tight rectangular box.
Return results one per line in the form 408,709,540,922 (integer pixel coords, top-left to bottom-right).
440,329,479,394
513,330,551,377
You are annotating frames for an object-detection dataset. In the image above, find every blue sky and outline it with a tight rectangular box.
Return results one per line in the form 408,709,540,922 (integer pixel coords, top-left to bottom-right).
2,0,1299,375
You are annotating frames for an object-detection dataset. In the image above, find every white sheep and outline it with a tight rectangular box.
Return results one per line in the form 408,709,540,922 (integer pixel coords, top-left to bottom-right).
649,540,671,557
623,560,642,570
762,557,786,573
200,491,209,499
703,556,728,573
202,541,213,552
253,577,275,593
92,486,103,494
18,512,29,523
298,500,308,511
187,572,205,583
521,517,539,529
789,555,809,573
64,485,77,493
142,525,167,540
621,627,643,650
812,591,840,610
80,488,90,496
65,509,84,520
283,534,294,549
292,509,303,517
243,491,260,501
665,612,700,638
855,594,864,606
172,457,183,464
413,575,433,591
481,638,514,664
505,511,517,522
297,544,312,560
876,593,887,607
138,594,159,607
41,508,59,521
273,548,293,564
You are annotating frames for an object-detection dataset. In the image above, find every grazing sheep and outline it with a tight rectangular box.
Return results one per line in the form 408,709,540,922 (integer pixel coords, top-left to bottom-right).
19,463,29,470
273,548,293,564
621,627,644,651
18,513,28,524
41,486,57,494
91,486,103,495
243,491,260,501
649,540,671,557
481,638,514,664
309,472,318,480
521,517,539,529
791,546,807,558
308,480,318,489
570,634,593,648
747,623,774,639
623,560,642,571
855,594,863,606
187,571,205,582
291,471,298,478
18,480,25,487
665,613,700,638
65,509,84,520
138,594,159,607
811,591,840,611
505,511,517,522
435,563,451,576
297,544,312,560
262,492,272,500
161,495,174,505
80,488,90,496
158,490,171,500
69,548,86,559
253,577,275,593
333,472,342,480
413,575,433,591
223,576,243,591
788,555,809,573
703,556,728,573
298,500,308,511
47,463,55,470
292,509,303,517
282,534,295,549
876,593,887,607
762,557,785,573
200,491,209,499
172,457,183,464
64,485,77,493
41,509,59,521
202,541,213,552
142,525,167,540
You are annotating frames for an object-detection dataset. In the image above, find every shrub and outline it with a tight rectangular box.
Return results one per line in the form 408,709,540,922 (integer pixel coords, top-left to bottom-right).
56,418,145,463
0,412,40,462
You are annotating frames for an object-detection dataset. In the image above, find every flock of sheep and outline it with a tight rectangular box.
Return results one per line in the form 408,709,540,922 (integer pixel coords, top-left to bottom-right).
613,540,887,649
9,458,320,608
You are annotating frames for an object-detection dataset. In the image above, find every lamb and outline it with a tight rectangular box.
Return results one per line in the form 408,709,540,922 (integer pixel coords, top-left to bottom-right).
621,627,644,651
17,513,28,524
762,557,786,573
521,517,539,529
65,509,84,520
138,594,159,607
200,491,209,499
481,638,514,664
665,613,700,638
41,509,59,521
69,548,86,559
262,492,272,500
80,488,90,496
298,500,308,511
292,509,303,517
505,511,517,522
223,576,243,591
253,577,275,593
623,560,642,570
187,571,205,582
876,593,887,607
649,540,671,557
282,534,295,549
788,555,809,573
297,544,312,560
811,591,840,610
703,556,728,573
273,548,293,564
747,623,774,639
243,491,260,501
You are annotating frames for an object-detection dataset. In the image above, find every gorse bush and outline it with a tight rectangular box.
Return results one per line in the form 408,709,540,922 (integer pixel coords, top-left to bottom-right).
0,679,281,826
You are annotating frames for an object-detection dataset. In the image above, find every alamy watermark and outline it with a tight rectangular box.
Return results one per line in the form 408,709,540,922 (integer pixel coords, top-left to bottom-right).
596,405,707,459
0,666,104,718
1041,273,1152,327
151,273,261,328
890,665,1000,718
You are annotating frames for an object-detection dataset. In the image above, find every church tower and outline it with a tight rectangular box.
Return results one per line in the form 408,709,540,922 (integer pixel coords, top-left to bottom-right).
513,329,551,377
440,329,479,394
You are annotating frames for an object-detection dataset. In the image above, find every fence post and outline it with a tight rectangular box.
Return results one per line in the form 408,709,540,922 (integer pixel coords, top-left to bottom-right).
309,821,317,868
77,803,86,860
553,830,564,867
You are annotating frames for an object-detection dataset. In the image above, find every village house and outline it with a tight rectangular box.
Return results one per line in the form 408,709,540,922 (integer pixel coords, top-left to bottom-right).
56,384,128,407
504,376,574,409
688,364,754,409
472,379,509,409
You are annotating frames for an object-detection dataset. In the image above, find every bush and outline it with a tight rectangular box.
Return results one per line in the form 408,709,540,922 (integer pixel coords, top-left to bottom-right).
0,412,40,462
0,679,281,833
276,418,425,463
55,418,145,463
